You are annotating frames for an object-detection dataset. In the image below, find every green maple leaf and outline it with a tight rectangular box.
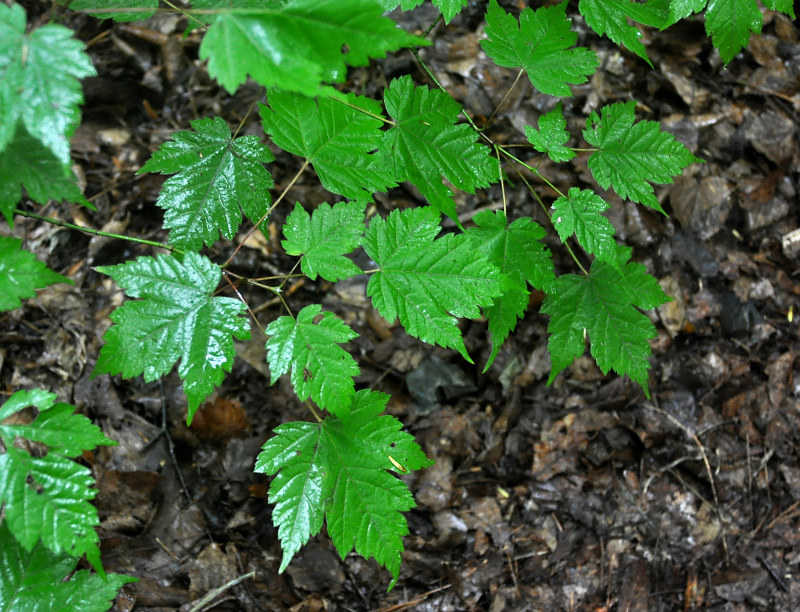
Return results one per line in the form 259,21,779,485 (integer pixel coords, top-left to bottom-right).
0,523,136,612
0,450,101,563
704,0,761,64
706,0,762,64
265,304,359,416
552,188,617,265
763,0,795,17
0,3,95,163
525,102,576,163
465,210,554,371
260,92,395,201
0,390,111,457
184,0,279,34
614,245,672,310
67,0,158,22
139,117,274,251
665,0,707,23
379,76,498,222
381,0,467,23
482,0,598,97
0,390,117,570
255,421,325,575
93,253,251,423
541,246,669,395
583,101,701,212
0,125,91,225
282,201,365,281
254,389,432,585
663,1,794,63
578,0,669,66
0,237,72,311
363,207,503,362
199,0,426,96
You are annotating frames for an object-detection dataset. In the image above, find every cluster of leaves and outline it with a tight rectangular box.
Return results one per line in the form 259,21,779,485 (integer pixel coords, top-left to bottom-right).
0,390,135,610
81,0,697,583
0,6,137,606
0,0,792,598
577,0,795,65
0,3,94,224
255,390,433,588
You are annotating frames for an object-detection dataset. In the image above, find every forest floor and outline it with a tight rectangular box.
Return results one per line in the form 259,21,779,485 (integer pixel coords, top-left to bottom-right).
3,2,800,611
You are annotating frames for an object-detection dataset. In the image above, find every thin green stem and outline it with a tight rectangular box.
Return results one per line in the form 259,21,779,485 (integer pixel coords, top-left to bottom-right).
232,98,261,139
278,259,302,292
72,6,277,16
423,14,443,38
305,400,323,423
410,48,494,146
71,6,164,15
234,278,283,294
494,144,507,216
332,96,395,126
225,270,284,295
13,208,183,255
242,272,306,283
277,289,294,320
236,261,320,426
161,0,206,30
222,271,266,336
483,69,524,132
263,159,310,220
222,160,309,269
391,45,590,279
227,272,320,421
497,148,565,199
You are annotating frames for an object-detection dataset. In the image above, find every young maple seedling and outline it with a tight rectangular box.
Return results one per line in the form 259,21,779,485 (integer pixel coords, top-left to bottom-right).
0,0,793,599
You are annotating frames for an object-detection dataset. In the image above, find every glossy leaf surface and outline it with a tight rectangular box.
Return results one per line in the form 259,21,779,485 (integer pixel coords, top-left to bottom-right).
0,237,72,311
0,3,95,162
583,101,700,212
261,92,394,201
265,304,360,416
525,102,576,163
363,207,503,362
94,253,251,422
465,211,554,370
542,246,669,395
139,117,274,251
200,0,425,96
255,390,432,585
552,188,617,265
379,76,497,222
282,201,365,281
0,390,116,569
482,0,598,96
578,0,668,66
0,523,136,612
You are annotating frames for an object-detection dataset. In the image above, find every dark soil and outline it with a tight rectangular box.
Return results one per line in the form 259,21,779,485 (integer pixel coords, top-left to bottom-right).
3,2,800,610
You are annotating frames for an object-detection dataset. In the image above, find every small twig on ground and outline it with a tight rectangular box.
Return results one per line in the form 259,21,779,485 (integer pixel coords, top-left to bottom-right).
370,584,452,612
188,570,257,612
504,545,520,598
646,399,729,563
140,381,214,543
158,380,192,504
